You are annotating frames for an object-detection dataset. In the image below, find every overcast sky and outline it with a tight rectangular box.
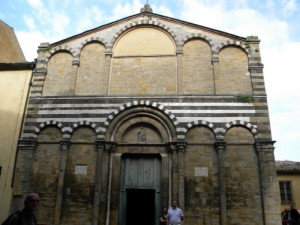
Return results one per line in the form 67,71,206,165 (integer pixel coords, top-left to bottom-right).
1,0,299,161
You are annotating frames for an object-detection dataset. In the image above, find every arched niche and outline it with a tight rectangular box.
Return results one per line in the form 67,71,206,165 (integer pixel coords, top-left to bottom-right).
224,126,255,144
62,126,97,224
113,27,175,56
34,126,62,224
70,126,97,142
180,39,214,94
43,51,74,96
110,27,177,96
105,107,177,143
216,46,251,95
37,126,62,142
186,125,216,144
115,118,166,144
223,125,261,223
75,42,107,95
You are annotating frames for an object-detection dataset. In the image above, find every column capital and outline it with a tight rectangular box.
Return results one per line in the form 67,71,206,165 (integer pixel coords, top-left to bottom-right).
60,140,70,150
176,46,183,55
18,139,37,150
211,56,219,63
167,142,187,152
96,141,117,152
255,140,276,149
215,141,226,151
72,59,80,66
255,140,276,154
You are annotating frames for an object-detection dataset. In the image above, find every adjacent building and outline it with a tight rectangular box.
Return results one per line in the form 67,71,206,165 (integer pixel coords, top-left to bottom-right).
276,161,300,212
0,20,35,222
10,5,281,225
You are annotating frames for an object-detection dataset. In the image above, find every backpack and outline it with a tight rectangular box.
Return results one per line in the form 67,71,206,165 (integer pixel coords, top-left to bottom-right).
1,211,22,225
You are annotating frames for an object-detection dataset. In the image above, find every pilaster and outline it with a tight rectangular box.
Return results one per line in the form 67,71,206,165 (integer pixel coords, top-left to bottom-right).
215,141,227,225
167,142,186,210
176,46,183,94
255,140,281,225
54,140,70,225
93,141,116,225
17,139,37,194
212,55,219,94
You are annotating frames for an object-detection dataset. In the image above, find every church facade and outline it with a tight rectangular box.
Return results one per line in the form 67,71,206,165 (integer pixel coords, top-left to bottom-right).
12,5,281,225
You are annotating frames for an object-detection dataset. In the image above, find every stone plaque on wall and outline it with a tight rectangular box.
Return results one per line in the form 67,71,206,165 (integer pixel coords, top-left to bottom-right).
75,165,87,175
194,167,208,177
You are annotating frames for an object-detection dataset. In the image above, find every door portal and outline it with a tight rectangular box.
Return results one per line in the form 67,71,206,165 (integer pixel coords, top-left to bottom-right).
119,154,161,225
126,189,155,225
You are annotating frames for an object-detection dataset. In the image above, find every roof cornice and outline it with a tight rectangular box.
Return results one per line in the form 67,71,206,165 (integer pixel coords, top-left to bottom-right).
0,62,36,71
50,12,246,47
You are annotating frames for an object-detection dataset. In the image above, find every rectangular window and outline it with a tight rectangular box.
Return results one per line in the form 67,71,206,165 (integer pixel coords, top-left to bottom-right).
279,181,293,204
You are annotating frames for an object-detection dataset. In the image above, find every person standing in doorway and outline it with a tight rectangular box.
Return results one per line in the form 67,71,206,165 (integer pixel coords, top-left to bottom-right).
3,193,40,225
167,200,184,225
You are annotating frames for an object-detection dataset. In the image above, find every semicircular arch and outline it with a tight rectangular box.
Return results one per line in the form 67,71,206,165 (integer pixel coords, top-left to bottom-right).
45,46,76,63
223,120,258,138
110,21,179,48
103,101,179,141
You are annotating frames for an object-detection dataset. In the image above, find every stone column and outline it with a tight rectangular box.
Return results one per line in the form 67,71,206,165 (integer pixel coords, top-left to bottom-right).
176,46,183,94
105,142,116,225
105,48,113,95
215,141,227,225
177,142,186,211
17,140,37,195
54,140,70,225
167,142,186,209
255,141,281,225
167,142,177,203
72,58,80,94
92,141,105,225
211,55,219,94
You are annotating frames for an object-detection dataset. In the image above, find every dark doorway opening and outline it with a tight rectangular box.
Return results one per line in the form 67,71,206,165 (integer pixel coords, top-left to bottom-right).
126,189,155,225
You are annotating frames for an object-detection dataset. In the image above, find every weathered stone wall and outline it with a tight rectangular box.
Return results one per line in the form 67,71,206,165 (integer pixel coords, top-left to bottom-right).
75,43,107,95
110,56,176,95
216,46,252,94
43,52,74,96
180,39,214,94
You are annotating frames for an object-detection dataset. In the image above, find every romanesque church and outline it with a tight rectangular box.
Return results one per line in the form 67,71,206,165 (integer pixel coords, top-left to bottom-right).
11,4,281,225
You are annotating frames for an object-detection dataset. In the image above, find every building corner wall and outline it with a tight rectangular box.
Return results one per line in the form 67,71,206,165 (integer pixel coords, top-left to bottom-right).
0,70,32,222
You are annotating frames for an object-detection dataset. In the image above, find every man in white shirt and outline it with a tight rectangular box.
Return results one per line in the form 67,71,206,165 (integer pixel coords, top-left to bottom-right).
167,200,184,225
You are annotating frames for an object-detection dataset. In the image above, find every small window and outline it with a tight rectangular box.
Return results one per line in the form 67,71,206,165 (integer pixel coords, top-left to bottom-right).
279,181,293,204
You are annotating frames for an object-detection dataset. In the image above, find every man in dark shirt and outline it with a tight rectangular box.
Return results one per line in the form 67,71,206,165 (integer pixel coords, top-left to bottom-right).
4,193,40,225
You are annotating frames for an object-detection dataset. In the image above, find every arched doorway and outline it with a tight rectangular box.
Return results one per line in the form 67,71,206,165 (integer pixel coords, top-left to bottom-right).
105,106,177,225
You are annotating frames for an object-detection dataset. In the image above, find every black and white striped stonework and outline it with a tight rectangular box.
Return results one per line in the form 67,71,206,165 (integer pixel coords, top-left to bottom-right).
23,96,270,141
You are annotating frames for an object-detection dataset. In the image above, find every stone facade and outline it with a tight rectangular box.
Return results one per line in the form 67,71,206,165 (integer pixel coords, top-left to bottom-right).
11,6,281,225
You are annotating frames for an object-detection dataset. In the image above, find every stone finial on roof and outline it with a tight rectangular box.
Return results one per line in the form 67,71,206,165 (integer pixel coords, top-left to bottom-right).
140,3,153,13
